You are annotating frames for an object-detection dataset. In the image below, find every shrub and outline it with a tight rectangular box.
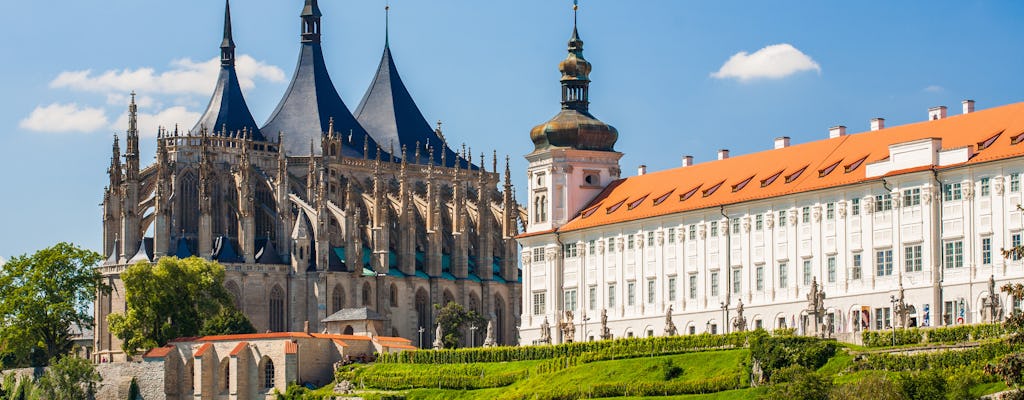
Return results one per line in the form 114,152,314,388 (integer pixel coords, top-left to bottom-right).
830,373,906,400
856,341,1022,372
761,365,831,400
661,360,684,381
749,330,836,384
895,370,946,400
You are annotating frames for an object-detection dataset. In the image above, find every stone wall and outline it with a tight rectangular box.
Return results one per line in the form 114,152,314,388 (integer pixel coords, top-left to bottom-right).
95,360,166,400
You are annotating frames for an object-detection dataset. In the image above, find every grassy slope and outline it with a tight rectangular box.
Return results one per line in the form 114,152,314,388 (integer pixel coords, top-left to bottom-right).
354,350,748,399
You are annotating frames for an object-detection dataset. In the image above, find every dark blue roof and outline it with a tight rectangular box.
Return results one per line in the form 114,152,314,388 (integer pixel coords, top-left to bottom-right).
193,65,265,141
355,45,459,166
175,237,193,259
262,42,380,157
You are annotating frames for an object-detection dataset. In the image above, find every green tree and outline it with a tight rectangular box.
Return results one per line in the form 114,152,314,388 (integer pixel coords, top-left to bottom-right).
0,243,105,367
35,355,101,400
108,256,234,355
434,302,486,349
200,308,257,336
985,237,1024,394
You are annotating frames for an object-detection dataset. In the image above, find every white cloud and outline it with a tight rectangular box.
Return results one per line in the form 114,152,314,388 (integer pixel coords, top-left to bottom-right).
19,103,110,133
50,54,285,96
110,106,202,137
0,256,5,266
924,85,944,93
711,43,821,82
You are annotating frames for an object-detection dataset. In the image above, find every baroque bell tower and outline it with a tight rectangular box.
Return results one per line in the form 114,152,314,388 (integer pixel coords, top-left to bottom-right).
525,3,621,234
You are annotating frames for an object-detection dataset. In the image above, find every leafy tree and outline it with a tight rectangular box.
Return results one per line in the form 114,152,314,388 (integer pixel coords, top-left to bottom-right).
108,256,233,355
0,243,105,367
434,302,486,349
35,355,101,400
985,237,1024,394
0,372,35,400
200,308,256,336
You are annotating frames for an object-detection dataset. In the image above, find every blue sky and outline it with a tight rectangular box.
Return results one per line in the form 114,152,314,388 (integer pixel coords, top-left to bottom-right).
1,0,1023,260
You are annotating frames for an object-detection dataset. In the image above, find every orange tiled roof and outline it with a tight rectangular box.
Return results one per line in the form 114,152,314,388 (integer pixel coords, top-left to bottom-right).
194,343,213,358
143,345,175,359
229,341,248,356
173,332,376,343
558,101,1024,232
332,339,349,347
283,340,298,354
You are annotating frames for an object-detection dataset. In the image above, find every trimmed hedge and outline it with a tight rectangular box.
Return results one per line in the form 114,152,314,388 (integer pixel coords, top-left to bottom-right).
354,364,528,390
376,332,751,364
861,323,1005,348
854,341,1023,372
493,373,746,400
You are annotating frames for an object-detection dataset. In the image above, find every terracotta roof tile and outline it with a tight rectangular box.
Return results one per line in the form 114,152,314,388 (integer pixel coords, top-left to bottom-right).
558,101,1024,232
143,345,175,359
194,343,213,358
229,341,248,356
332,339,349,347
283,341,298,354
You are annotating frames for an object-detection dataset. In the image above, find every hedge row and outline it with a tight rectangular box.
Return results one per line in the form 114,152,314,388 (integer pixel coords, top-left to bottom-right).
493,373,746,400
861,323,1005,347
375,332,751,364
854,341,1022,372
355,369,527,390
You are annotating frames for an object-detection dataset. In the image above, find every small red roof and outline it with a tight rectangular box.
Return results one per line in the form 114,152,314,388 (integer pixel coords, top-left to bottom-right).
229,341,248,356
283,341,298,354
142,345,175,359
193,343,213,358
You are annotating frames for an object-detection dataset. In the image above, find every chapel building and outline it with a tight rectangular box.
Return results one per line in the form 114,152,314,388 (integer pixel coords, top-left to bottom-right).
518,9,1024,344
95,0,523,363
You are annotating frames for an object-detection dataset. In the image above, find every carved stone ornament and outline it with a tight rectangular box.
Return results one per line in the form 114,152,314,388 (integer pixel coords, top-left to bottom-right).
635,236,644,249
699,225,707,239
742,217,751,233
838,205,847,219
812,206,822,222
657,231,665,245
766,214,775,229
891,197,900,209
597,243,605,255
863,198,875,214
545,249,557,261
994,178,1005,196
921,191,932,205
561,165,574,174
787,213,797,226
719,221,729,236
617,239,625,252
963,185,975,200
609,167,621,179
521,253,530,265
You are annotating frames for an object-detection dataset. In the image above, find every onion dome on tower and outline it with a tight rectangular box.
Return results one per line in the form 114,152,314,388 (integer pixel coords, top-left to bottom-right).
262,0,382,156
530,5,618,152
354,5,459,166
192,0,265,140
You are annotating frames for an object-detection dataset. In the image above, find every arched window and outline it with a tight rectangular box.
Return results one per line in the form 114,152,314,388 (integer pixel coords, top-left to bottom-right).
443,290,455,306
220,358,230,393
180,172,199,234
362,282,372,307
389,284,399,307
224,280,241,310
416,288,430,347
343,325,354,335
263,358,275,389
269,285,285,332
494,294,506,345
331,284,345,314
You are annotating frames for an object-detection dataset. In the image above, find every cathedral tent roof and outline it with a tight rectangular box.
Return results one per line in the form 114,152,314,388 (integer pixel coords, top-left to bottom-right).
213,235,242,263
128,238,154,264
255,239,283,264
175,237,193,259
104,239,120,266
355,44,457,166
192,0,264,140
323,307,387,322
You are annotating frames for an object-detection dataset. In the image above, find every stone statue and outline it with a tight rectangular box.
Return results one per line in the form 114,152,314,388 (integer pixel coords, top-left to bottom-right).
982,275,1005,323
483,319,497,347
600,309,612,340
893,283,910,328
805,277,826,337
560,310,576,343
432,323,444,350
732,300,747,332
664,305,678,336
539,316,552,344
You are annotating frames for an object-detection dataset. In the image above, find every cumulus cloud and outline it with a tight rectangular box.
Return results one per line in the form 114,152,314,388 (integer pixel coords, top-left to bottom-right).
711,43,821,82
924,85,944,93
110,106,202,137
50,54,285,96
19,103,110,133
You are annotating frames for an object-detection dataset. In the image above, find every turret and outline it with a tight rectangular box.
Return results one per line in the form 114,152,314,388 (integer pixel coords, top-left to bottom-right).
120,93,141,259
153,133,172,257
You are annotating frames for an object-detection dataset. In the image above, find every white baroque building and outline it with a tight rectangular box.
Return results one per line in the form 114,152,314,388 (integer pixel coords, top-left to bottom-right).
518,16,1024,344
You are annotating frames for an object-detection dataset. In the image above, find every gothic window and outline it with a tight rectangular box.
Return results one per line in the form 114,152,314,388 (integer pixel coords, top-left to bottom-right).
416,288,430,346
224,281,241,309
494,294,506,345
389,284,399,307
362,282,373,307
262,357,275,390
180,172,199,234
269,285,285,332
331,284,345,314
220,358,230,393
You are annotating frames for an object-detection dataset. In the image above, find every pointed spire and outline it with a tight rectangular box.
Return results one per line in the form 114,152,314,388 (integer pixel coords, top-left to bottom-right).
221,0,236,66
504,155,512,188
385,2,391,47
301,0,322,43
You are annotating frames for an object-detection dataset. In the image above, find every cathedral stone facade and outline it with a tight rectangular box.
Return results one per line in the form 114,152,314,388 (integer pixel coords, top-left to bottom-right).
94,0,522,362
